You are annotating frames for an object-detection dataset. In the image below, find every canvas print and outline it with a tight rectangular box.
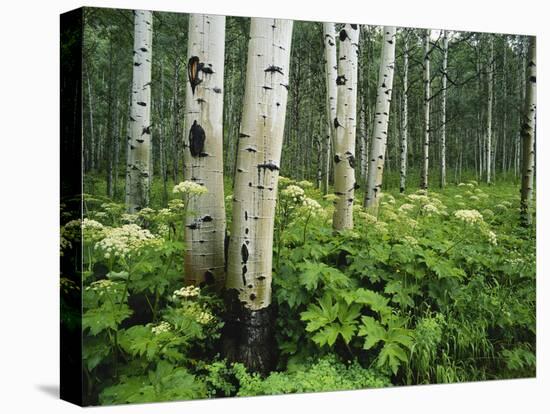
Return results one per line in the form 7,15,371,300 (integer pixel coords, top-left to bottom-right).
60,6,536,406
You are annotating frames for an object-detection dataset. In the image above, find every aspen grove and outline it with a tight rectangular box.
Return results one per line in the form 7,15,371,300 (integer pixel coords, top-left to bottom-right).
66,8,536,404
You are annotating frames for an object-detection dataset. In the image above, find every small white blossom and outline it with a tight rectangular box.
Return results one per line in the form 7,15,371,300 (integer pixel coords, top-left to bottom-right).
173,285,201,300
151,321,172,335
173,181,208,195
487,230,498,246
96,224,159,259
454,209,484,225
399,203,415,212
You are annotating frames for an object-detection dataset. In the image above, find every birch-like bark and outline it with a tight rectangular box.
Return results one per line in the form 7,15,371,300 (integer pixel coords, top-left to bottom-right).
125,10,153,213
420,29,431,190
183,14,227,289
440,30,448,188
323,23,337,194
399,33,408,193
332,24,360,230
486,36,494,184
520,37,536,226
224,18,293,373
364,26,396,208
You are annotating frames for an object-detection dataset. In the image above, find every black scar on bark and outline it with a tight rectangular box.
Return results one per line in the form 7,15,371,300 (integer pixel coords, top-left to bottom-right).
204,270,215,286
202,215,213,222
201,65,214,74
354,182,360,190
189,120,206,157
213,87,222,93
186,222,199,230
529,76,536,83
265,65,284,75
245,211,248,221
239,132,250,138
350,24,358,30
334,191,345,196
134,62,142,67
139,47,148,52
129,116,136,122
257,162,280,172
141,126,151,135
221,289,276,375
348,154,355,168
334,118,342,129
336,75,347,85
339,29,350,41
246,147,257,153
334,154,341,163
137,102,147,106
188,56,202,95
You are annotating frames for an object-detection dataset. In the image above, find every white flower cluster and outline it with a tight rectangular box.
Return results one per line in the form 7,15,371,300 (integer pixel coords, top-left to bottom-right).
168,198,185,211
422,203,440,216
151,321,172,335
121,213,139,223
83,218,105,231
469,195,480,202
85,279,119,294
302,197,323,215
196,311,214,325
297,180,314,189
173,181,208,195
173,285,200,300
399,203,415,212
403,236,419,246
486,230,498,246
278,176,294,186
96,224,158,259
281,184,305,202
358,211,378,224
482,209,494,218
407,194,430,204
454,194,463,199
454,209,484,225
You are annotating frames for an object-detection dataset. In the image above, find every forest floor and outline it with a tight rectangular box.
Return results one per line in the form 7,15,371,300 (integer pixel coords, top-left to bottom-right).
63,176,535,404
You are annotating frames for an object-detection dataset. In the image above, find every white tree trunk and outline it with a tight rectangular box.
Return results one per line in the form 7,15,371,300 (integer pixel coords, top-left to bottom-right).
224,18,293,373
440,30,448,188
183,14,227,289
364,26,396,209
323,23,338,194
421,29,431,190
399,33,408,193
486,36,494,184
125,10,153,213
332,24,360,230
520,37,536,226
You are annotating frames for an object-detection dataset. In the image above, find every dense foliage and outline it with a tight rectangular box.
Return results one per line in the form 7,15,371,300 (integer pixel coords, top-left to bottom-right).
61,176,535,404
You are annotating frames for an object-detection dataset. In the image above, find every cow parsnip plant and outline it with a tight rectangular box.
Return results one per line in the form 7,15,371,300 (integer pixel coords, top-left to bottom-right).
71,177,535,404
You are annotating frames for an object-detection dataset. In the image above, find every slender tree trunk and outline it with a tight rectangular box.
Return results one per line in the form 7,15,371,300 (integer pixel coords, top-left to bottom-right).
224,18,293,373
421,29,431,190
364,26,396,208
172,60,181,183
183,14,227,289
520,37,536,226
332,24,360,230
486,36,494,184
125,10,153,213
85,63,95,172
322,23,337,194
106,32,116,198
159,61,168,206
440,30,448,188
399,33,408,193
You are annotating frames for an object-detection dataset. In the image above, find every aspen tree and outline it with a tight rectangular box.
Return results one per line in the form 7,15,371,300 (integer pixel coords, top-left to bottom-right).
520,36,536,226
399,32,409,193
440,30,448,188
420,29,431,190
183,14,227,289
486,35,494,184
125,10,153,213
323,23,338,194
364,26,397,209
224,18,293,373
332,23,360,230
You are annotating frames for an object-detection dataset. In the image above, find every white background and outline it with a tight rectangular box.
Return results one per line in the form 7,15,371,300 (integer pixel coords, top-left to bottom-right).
1,0,548,412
